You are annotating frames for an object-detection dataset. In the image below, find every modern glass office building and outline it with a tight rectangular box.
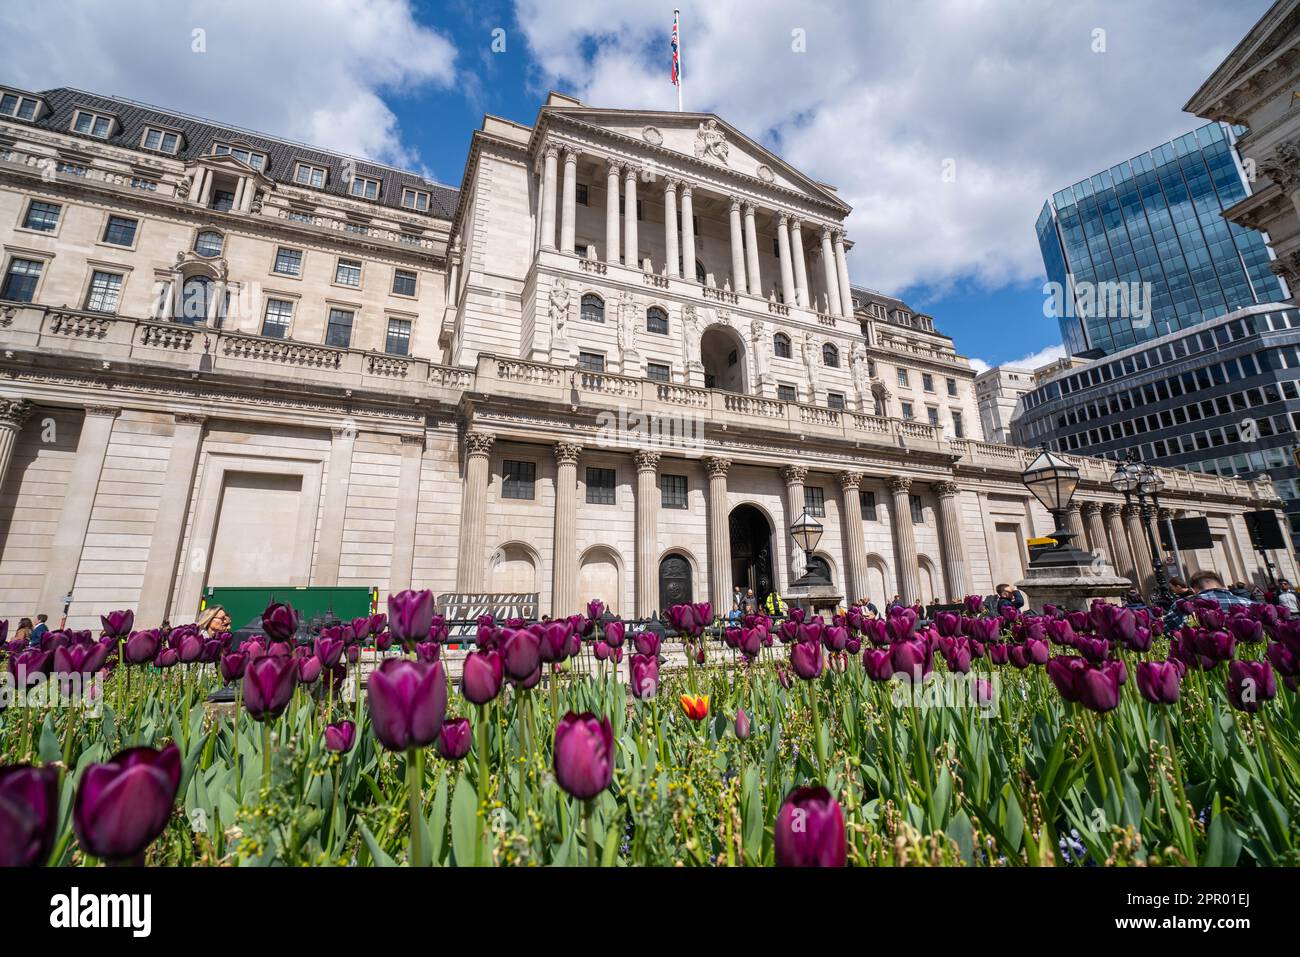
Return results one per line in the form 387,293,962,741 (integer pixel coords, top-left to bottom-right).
1037,122,1284,358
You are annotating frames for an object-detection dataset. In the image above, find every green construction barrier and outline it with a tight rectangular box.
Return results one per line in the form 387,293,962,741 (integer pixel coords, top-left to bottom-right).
201,585,377,631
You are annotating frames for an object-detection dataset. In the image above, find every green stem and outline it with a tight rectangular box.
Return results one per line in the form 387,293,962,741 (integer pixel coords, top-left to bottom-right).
260,721,272,797
408,746,425,866
475,704,490,868
584,800,597,867
809,681,826,780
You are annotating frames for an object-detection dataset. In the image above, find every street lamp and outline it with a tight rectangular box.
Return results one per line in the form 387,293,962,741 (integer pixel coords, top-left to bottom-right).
1021,447,1093,567
1109,451,1173,605
789,507,829,586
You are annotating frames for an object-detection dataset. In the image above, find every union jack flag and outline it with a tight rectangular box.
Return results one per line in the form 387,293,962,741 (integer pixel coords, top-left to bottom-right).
671,13,681,86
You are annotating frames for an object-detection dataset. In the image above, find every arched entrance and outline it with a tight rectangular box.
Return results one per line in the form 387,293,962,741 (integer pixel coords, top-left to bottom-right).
729,504,775,602
701,325,746,393
658,552,693,612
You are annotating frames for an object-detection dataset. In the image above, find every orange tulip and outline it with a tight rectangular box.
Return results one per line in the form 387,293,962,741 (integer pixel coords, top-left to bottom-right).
680,693,709,721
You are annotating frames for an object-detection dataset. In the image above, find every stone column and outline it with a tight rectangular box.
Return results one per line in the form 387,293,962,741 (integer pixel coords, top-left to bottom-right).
552,442,582,616
1125,504,1155,596
790,218,810,308
782,465,808,580
1103,502,1137,587
604,161,621,264
137,413,206,625
313,425,357,586
704,457,733,615
680,184,696,282
623,166,639,269
833,229,854,318
389,434,425,593
38,405,118,619
743,202,762,297
839,471,871,603
820,226,842,316
777,214,796,306
540,145,558,252
663,179,680,278
0,397,33,491
1082,501,1109,563
560,147,578,254
634,450,660,616
455,431,494,591
728,198,747,293
934,481,970,601
1066,501,1087,549
888,476,921,604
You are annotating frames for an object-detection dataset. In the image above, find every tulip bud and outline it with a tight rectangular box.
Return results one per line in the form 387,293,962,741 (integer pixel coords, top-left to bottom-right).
387,589,436,647
99,609,135,640
324,720,356,753
774,786,847,867
261,602,299,642
367,658,448,751
1227,660,1276,713
435,717,472,760
462,649,504,704
1136,660,1181,704
553,712,614,799
734,707,750,740
73,744,180,863
242,655,298,721
0,764,60,867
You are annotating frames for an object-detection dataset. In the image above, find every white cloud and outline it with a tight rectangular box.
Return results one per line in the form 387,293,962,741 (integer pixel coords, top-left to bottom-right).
971,343,1069,376
513,0,1271,295
0,0,459,167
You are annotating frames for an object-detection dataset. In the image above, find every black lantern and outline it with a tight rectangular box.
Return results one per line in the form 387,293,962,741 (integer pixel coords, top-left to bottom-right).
1021,447,1091,567
789,507,829,586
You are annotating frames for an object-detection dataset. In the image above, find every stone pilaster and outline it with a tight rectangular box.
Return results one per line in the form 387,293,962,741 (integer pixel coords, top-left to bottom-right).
551,442,582,616
389,433,425,593
838,471,871,603
313,424,357,586
634,450,660,616
888,475,921,604
704,456,733,615
1103,502,1137,588
934,480,970,601
137,413,206,625
0,397,33,491
455,431,495,591
782,464,808,580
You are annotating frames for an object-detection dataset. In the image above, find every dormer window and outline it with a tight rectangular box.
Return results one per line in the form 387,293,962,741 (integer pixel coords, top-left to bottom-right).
213,143,267,171
142,127,182,154
350,175,380,201
294,163,327,189
401,187,430,211
72,109,115,139
0,91,42,122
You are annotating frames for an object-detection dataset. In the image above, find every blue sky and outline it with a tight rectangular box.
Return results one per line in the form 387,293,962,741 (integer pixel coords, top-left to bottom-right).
0,0,1272,370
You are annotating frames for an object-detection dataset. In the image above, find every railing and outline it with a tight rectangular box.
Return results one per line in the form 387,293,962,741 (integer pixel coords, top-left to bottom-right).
654,382,711,408
702,286,739,305
723,393,786,418
221,333,344,368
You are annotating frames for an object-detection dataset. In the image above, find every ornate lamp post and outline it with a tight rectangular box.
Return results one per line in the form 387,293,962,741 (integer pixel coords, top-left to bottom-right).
1109,452,1173,604
789,507,828,587
1021,447,1094,567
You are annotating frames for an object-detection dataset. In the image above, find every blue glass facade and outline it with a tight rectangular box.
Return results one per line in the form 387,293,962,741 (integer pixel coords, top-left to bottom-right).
1038,122,1283,357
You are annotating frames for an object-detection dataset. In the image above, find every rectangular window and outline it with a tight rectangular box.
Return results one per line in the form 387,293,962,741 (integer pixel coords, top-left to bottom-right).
946,377,957,396
827,392,845,410
502,460,536,500
295,163,327,189
350,176,380,200
210,190,235,213
909,495,924,524
73,110,112,138
334,259,362,287
401,188,430,211
22,200,60,232
392,269,417,297
805,486,826,517
576,183,589,206
0,93,40,120
660,474,688,509
860,489,877,521
578,351,605,372
927,407,939,426
143,127,180,154
647,362,671,383
901,401,914,420
952,410,965,438
922,373,934,392
1,258,42,302
586,467,616,505
262,299,293,338
84,271,123,313
325,308,354,348
102,215,138,247
777,384,797,402
273,247,303,277
897,368,909,387
213,143,267,170
646,309,668,334
385,318,411,356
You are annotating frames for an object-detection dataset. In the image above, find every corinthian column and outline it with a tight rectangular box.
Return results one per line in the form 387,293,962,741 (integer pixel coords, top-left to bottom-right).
833,229,854,318
455,431,495,591
1125,504,1155,596
839,471,871,603
0,397,33,490
552,442,582,616
888,476,921,604
1066,501,1087,549
934,481,969,601
540,145,558,252
560,147,578,254
777,214,796,306
728,198,747,293
680,184,696,282
624,166,639,269
743,202,762,297
782,464,808,580
1103,503,1137,588
634,450,660,616
663,179,680,278
704,457,733,616
820,226,841,316
790,218,809,308
605,161,621,264
1082,501,1109,565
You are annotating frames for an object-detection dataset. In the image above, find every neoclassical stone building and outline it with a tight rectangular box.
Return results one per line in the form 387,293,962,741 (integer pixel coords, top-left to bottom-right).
0,85,1291,628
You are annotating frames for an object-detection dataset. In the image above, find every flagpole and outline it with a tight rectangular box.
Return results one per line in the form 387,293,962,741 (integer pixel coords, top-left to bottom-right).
675,9,683,112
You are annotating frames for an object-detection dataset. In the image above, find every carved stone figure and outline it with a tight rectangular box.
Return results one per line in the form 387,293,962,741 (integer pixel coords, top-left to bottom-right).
849,343,870,407
750,319,768,382
550,277,571,339
684,304,704,367
694,119,729,165
617,289,638,356
802,331,819,388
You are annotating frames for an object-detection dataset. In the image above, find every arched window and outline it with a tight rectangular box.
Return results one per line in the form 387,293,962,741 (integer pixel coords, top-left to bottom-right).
194,230,224,257
822,343,840,367
773,332,792,358
175,275,214,326
646,306,668,335
580,293,604,324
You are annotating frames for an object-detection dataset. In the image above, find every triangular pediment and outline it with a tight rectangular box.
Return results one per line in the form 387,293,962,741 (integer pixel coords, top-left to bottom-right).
546,107,849,212
1185,1,1300,113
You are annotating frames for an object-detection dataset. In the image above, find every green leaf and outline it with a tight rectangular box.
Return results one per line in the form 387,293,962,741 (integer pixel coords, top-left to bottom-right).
1203,809,1242,867
427,771,449,864
601,822,621,867
358,819,398,867
38,715,61,764
946,810,974,865
450,773,479,867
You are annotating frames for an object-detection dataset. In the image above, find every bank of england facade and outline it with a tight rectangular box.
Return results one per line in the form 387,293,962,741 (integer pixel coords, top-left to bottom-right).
0,85,1290,629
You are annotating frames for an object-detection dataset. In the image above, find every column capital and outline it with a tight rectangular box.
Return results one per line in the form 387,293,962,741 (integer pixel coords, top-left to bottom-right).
663,177,679,193
0,397,33,429
84,405,121,419
934,480,961,498
331,424,357,441
562,146,579,163
1158,507,1174,520
679,181,693,197
624,164,640,182
554,441,583,465
173,412,207,428
1122,503,1141,519
838,470,863,491
703,456,732,478
605,160,621,177
1081,500,1103,516
1102,502,1124,518
543,143,559,160
781,464,808,486
400,433,426,449
634,449,661,473
465,430,495,457
1066,499,1083,513
778,212,790,226
821,224,834,241
729,196,742,213
887,475,912,494
742,200,757,216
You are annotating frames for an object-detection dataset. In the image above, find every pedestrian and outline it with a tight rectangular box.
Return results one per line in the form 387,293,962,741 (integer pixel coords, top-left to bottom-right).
1277,578,1299,615
30,613,49,644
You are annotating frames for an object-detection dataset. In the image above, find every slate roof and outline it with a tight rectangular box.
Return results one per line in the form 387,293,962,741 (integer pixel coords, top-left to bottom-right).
10,86,459,220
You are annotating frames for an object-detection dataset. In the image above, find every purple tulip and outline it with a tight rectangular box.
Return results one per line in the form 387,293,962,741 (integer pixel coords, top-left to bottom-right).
863,647,893,681
890,637,932,681
934,612,961,638
1227,660,1276,714
734,707,751,740
938,636,972,674
500,628,542,682
9,648,51,688
261,602,299,642
387,589,435,647
171,625,204,663
153,647,179,669
886,608,918,642
629,653,659,699
367,658,447,751
553,712,614,800
1136,660,1182,704
219,652,248,684
462,650,504,705
603,619,626,649
823,625,849,652
296,655,322,685
667,603,703,637
52,642,109,677
242,655,298,721
1073,635,1111,664
963,595,985,615
0,764,60,867
586,599,606,622
1047,656,1123,713
775,664,793,689
790,639,823,680
324,720,356,753
1266,641,1299,679
774,786,847,867
1227,617,1264,645
632,629,661,657
73,744,180,863
100,609,135,640
314,636,344,668
435,717,472,760
538,621,574,663
349,617,373,640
